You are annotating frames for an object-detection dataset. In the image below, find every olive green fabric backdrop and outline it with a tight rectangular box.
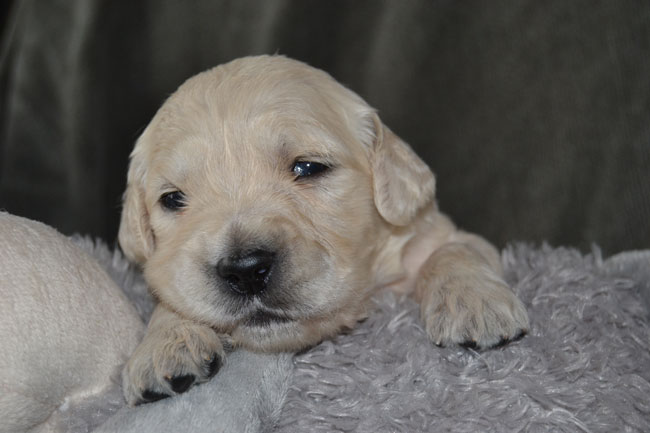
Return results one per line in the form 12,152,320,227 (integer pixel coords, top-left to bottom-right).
1,0,649,255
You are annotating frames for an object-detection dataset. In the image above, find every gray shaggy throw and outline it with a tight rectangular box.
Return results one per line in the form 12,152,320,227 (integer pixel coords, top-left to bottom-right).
73,240,649,432
275,245,650,433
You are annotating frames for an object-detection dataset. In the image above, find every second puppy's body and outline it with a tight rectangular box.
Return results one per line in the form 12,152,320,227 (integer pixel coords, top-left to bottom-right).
119,55,529,405
0,213,143,432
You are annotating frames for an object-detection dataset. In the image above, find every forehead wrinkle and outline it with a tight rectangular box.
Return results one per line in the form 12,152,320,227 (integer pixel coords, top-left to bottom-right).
201,119,239,203
198,132,272,209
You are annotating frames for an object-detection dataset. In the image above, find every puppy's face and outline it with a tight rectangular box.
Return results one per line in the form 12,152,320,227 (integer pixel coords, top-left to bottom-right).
119,56,434,351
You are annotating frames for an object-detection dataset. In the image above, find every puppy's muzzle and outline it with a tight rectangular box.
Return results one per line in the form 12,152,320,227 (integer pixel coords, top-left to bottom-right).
216,249,275,296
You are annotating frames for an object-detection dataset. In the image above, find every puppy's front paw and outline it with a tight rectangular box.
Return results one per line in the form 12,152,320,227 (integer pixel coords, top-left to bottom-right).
122,321,227,405
420,273,529,350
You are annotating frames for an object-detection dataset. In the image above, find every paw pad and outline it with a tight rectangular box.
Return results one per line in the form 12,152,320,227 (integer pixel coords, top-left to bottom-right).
166,374,196,394
138,389,171,405
459,340,478,350
206,354,222,378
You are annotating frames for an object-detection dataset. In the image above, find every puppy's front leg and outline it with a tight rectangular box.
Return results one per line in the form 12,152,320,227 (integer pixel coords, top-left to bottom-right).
416,230,529,349
122,303,227,405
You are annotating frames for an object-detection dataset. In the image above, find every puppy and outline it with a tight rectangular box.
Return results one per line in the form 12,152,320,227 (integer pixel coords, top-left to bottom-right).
119,55,529,405
0,213,143,432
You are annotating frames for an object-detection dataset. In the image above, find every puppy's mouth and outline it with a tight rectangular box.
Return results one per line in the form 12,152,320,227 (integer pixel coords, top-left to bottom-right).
243,310,294,327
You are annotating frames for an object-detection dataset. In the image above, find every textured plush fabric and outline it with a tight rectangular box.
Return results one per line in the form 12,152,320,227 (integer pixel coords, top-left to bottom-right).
63,238,649,432
1,0,650,255
604,250,650,313
276,245,650,432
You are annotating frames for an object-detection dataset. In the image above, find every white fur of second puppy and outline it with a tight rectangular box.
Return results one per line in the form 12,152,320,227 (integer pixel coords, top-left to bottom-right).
0,213,144,433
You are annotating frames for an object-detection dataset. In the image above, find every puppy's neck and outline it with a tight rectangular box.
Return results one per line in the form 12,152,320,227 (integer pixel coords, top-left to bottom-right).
372,205,455,295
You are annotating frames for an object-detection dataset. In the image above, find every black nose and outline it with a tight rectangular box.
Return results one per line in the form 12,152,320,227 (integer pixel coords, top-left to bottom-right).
216,250,275,296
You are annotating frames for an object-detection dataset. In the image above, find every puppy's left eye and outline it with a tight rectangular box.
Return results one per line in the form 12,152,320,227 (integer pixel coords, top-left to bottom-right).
160,190,186,211
292,161,330,179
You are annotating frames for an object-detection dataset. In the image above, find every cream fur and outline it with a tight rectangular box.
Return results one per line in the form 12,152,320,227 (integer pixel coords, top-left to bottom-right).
119,55,529,405
0,213,144,432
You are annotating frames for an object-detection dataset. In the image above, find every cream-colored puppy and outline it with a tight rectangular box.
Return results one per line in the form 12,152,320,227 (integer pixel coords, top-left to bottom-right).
0,212,143,433
119,55,529,405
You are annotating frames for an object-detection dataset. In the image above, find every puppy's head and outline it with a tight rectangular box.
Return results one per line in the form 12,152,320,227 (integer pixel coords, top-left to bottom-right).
119,55,434,351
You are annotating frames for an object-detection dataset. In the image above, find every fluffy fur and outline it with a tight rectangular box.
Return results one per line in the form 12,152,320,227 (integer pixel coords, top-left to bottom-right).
118,55,528,405
0,213,143,433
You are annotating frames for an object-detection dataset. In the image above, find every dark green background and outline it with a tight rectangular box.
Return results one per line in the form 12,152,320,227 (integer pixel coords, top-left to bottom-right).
1,0,649,255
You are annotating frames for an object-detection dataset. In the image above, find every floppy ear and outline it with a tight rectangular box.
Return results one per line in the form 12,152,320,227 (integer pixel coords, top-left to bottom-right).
370,114,435,226
118,134,155,265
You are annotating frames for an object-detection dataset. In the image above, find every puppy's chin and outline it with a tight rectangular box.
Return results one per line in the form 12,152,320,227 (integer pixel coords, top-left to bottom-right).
231,303,367,352
232,316,340,352
231,319,310,352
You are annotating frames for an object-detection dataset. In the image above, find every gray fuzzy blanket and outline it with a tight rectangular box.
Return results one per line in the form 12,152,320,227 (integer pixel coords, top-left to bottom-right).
76,241,650,432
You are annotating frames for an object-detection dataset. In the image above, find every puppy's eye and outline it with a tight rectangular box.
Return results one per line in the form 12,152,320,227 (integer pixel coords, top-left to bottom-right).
160,191,186,211
291,161,330,179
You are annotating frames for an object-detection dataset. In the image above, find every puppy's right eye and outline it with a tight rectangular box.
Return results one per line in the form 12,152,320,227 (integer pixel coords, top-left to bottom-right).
160,191,186,211
291,161,330,179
